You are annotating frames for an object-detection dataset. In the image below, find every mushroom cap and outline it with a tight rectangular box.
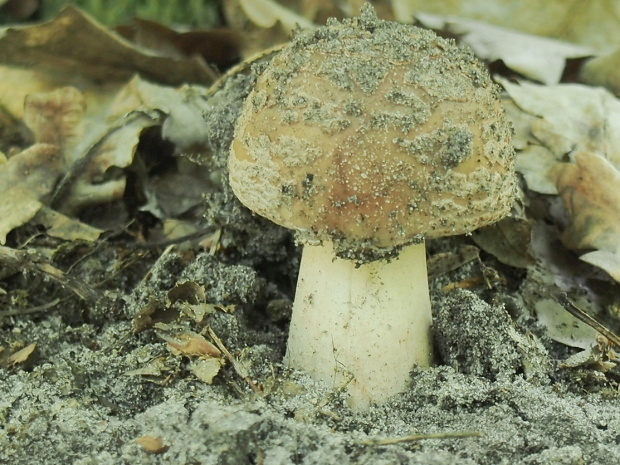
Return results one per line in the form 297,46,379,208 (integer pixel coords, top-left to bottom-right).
229,7,517,262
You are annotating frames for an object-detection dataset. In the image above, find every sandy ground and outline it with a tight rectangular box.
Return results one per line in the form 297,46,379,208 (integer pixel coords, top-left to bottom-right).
1,71,620,465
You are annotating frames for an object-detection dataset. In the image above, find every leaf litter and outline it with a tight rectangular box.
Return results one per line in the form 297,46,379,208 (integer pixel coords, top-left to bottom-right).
1,3,620,465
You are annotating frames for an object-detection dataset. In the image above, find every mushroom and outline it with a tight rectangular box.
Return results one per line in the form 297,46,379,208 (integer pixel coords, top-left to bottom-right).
228,6,516,409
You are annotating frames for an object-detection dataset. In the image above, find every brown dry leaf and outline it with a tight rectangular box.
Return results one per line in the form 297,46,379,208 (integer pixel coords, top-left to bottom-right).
54,110,160,215
134,435,170,454
0,143,61,243
167,281,206,306
116,18,242,71
125,356,175,381
551,151,620,281
472,216,535,269
162,332,222,359
133,297,180,333
0,6,217,86
7,342,37,366
0,85,147,240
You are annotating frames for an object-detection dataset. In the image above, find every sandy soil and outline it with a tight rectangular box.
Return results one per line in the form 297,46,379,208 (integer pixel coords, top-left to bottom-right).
1,69,620,465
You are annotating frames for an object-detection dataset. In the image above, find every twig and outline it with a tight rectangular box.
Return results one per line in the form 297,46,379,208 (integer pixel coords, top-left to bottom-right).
362,431,483,446
0,245,98,303
556,292,620,349
0,298,61,318
207,326,261,394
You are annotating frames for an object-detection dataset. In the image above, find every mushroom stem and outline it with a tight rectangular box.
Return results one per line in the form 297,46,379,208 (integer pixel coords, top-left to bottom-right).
284,241,433,409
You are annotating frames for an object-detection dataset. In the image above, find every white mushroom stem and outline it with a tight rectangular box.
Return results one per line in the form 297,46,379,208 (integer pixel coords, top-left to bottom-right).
284,241,433,409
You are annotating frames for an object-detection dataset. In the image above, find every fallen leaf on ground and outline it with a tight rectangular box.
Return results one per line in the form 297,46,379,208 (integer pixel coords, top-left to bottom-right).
161,331,222,358
0,143,61,243
392,0,620,51
0,6,217,87
580,49,620,95
416,13,592,85
188,358,222,384
500,79,620,193
238,0,314,30
551,151,620,282
7,342,37,366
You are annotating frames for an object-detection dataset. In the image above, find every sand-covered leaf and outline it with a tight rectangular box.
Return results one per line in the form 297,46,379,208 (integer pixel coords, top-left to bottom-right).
188,358,222,384
551,151,620,281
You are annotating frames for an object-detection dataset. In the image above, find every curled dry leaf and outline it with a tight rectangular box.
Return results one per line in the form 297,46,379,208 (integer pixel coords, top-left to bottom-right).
551,151,620,282
0,143,61,243
162,331,222,359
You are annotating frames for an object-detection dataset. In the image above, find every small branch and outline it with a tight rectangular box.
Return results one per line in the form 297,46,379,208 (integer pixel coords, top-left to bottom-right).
362,431,483,446
0,298,61,318
0,245,98,303
207,326,261,394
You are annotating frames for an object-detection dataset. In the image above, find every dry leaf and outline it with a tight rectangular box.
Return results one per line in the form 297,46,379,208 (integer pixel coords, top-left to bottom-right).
116,18,242,71
162,332,222,358
7,343,37,366
239,0,314,31
167,281,206,306
188,358,222,384
581,49,620,95
33,206,103,242
107,76,213,151
551,151,620,281
134,435,170,454
23,87,85,155
0,143,61,243
0,6,217,86
534,298,598,349
500,79,620,193
392,0,620,51
416,13,592,85
472,217,535,269
560,335,619,372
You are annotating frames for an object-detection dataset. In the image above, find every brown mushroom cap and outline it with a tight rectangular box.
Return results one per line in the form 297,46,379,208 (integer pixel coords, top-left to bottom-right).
229,7,516,262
